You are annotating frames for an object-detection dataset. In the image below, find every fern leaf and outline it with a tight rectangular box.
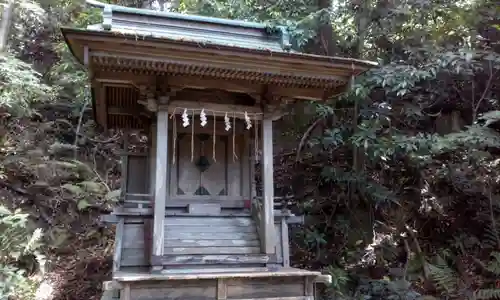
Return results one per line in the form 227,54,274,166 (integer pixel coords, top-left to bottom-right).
428,262,459,294
486,252,500,275
475,288,500,299
482,227,499,249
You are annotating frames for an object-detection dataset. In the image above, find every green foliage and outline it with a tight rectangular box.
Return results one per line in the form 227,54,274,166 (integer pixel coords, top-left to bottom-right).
177,0,327,50
354,278,421,300
105,189,121,202
63,180,109,211
358,63,439,98
9,0,47,52
0,206,43,300
325,265,351,297
0,265,38,300
476,289,500,300
47,4,102,104
0,55,54,116
289,1,500,299
428,258,459,295
1,0,500,299
321,166,398,207
426,251,500,299
433,125,500,153
485,252,500,275
0,206,43,261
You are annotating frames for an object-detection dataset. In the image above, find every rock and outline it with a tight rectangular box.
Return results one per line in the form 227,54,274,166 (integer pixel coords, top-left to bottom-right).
35,278,55,300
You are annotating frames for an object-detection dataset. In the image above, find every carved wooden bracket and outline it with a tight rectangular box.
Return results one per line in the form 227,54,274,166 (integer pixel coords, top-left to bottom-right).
137,85,156,111
165,87,183,97
260,86,294,120
137,83,183,112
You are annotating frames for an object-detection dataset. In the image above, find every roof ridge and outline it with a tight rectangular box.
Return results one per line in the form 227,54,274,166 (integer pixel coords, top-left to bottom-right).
86,0,275,31
85,0,292,51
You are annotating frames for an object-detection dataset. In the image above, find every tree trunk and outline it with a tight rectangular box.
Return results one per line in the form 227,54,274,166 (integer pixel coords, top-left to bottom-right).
317,0,338,56
0,0,14,53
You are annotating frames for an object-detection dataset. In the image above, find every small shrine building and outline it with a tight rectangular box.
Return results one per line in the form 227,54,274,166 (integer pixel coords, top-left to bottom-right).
61,2,376,299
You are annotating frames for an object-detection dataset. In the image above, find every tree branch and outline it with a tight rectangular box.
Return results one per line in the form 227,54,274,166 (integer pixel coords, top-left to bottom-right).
473,61,498,121
295,117,325,162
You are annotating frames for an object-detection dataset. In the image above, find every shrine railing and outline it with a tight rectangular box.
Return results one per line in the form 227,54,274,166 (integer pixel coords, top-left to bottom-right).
115,193,253,215
252,195,294,212
121,193,152,209
113,193,297,216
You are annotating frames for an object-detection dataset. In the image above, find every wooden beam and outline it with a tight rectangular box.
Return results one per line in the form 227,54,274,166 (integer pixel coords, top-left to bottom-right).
113,268,322,281
241,131,251,199
304,276,314,297
109,107,251,135
143,218,153,264
166,100,262,119
231,297,313,300
79,37,363,77
144,124,155,266
151,254,269,265
169,75,261,94
100,214,119,223
97,82,108,130
149,123,157,201
95,69,259,93
217,279,227,300
122,284,131,300
83,46,89,65
107,207,304,219
95,78,140,88
144,127,154,266
314,274,332,284
102,281,122,291
66,28,374,73
120,133,129,202
151,108,169,272
112,218,124,273
95,70,155,86
93,70,336,101
260,116,275,254
269,86,329,101
281,217,290,267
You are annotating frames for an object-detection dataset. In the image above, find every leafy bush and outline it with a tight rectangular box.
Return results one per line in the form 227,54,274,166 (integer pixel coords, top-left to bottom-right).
0,205,43,300
0,55,54,116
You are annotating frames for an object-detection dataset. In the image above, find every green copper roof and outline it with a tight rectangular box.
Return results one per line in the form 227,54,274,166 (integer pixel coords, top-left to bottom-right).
85,0,292,53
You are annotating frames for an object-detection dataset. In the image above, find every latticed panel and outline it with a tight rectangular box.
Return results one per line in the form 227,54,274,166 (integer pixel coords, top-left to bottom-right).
107,114,150,130
104,85,151,130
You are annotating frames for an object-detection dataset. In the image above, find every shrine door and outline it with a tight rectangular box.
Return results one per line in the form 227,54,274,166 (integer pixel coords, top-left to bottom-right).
169,133,248,200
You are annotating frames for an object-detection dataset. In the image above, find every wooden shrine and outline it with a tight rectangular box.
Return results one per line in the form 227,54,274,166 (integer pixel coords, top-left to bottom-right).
62,2,376,299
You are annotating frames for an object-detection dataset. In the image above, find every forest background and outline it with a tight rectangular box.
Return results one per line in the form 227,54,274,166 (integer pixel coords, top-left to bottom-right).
1,0,500,299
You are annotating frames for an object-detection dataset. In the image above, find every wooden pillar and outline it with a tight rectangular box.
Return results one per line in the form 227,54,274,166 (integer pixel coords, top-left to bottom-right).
216,278,227,300
304,276,314,299
120,133,129,201
144,123,157,265
281,217,290,267
261,116,275,254
149,123,157,195
151,108,168,271
121,284,131,300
